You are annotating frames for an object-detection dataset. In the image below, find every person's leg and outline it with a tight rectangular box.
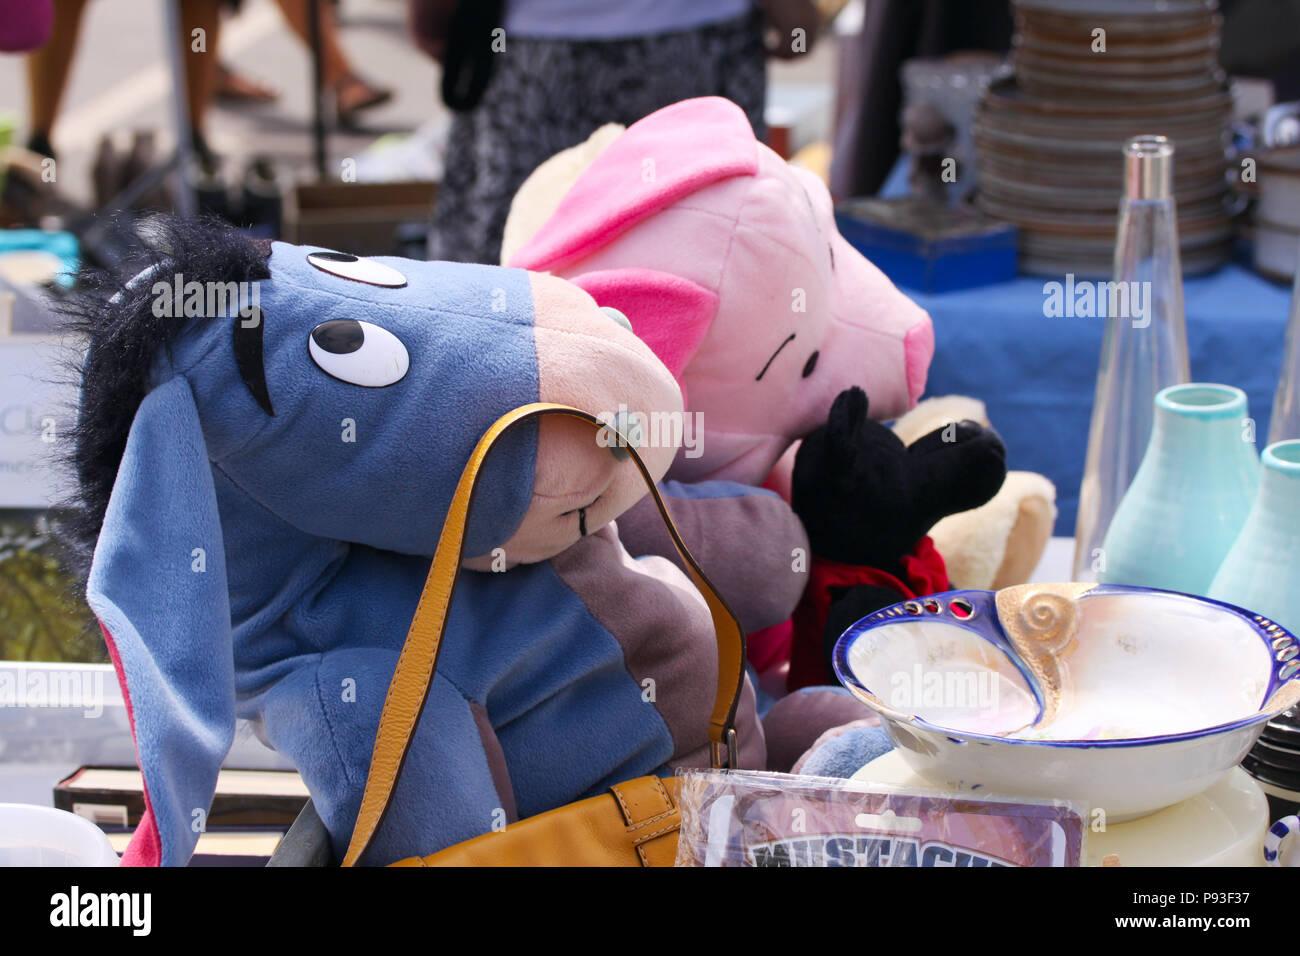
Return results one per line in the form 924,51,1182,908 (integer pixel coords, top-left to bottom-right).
179,0,223,141
272,0,391,118
273,0,346,86
24,0,91,157
216,63,279,102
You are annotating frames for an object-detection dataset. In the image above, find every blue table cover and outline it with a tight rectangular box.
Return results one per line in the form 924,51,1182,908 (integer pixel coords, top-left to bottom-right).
913,260,1292,535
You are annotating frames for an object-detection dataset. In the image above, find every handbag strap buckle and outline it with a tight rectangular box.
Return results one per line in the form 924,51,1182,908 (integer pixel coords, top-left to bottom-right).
710,727,739,770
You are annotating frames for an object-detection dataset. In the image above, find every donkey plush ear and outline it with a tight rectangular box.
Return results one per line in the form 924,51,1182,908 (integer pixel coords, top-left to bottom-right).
568,268,717,388
86,375,233,867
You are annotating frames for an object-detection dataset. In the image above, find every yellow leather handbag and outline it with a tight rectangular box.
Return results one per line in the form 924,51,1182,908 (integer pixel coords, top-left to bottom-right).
342,403,746,868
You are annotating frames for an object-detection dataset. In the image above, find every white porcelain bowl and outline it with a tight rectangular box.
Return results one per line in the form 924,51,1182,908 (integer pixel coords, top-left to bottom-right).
832,583,1300,821
0,804,119,866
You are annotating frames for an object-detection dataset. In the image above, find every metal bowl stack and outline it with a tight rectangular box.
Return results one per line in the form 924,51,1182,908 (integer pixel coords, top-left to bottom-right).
974,0,1235,276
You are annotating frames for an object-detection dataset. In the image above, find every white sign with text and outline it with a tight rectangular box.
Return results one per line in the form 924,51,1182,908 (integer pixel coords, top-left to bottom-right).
0,337,72,508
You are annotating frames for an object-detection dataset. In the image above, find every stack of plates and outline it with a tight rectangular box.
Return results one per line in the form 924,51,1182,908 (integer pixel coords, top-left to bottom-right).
1243,707,1300,818
974,0,1235,276
1253,148,1300,281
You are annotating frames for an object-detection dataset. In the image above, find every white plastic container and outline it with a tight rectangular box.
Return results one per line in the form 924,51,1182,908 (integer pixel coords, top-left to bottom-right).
0,804,120,867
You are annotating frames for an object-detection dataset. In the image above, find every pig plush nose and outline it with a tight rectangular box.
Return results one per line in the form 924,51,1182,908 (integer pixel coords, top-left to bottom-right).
903,316,935,407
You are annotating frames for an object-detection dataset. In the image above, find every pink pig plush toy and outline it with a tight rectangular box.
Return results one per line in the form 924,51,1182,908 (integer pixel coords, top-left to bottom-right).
504,99,1055,765
505,97,935,487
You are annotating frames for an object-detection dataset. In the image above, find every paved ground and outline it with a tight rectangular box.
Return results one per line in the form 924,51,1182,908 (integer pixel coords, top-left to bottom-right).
0,0,835,211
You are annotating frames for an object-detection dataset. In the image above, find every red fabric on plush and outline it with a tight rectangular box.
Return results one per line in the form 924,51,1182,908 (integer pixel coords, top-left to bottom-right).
101,622,163,867
747,619,793,675
787,537,949,691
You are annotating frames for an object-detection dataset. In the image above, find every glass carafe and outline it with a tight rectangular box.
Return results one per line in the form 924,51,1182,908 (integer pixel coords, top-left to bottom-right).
1073,135,1191,580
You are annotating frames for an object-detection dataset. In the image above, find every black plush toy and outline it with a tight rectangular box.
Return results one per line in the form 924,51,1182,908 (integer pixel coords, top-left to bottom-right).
787,386,1008,688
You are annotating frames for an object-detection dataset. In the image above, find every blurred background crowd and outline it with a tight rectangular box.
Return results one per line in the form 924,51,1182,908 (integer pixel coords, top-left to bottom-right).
3,0,1299,268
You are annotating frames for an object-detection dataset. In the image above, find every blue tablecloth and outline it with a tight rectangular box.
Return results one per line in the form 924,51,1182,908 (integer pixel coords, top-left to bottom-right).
914,261,1292,535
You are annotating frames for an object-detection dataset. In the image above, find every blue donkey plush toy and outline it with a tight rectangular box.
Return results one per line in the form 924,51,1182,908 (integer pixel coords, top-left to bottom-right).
69,219,808,866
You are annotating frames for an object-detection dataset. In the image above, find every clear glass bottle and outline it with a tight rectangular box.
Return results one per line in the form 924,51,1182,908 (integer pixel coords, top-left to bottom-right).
1268,249,1300,445
1072,135,1191,580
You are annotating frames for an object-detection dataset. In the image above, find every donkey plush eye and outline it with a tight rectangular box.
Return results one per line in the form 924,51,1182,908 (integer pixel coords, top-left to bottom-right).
306,251,407,288
309,319,409,387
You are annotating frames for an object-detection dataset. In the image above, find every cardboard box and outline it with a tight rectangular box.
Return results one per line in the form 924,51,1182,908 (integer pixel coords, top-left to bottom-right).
285,180,437,256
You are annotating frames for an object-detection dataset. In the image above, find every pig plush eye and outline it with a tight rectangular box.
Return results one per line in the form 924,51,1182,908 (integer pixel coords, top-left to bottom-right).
306,251,407,288
309,319,409,387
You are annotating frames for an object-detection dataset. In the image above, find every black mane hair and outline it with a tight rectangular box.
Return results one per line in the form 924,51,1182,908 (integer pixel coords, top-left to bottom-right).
58,215,271,576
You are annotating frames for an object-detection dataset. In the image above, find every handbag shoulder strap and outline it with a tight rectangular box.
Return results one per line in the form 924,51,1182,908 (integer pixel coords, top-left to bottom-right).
342,403,746,867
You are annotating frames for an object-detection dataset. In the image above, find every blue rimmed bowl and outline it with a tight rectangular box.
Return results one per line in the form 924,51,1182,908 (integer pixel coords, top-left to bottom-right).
832,583,1300,821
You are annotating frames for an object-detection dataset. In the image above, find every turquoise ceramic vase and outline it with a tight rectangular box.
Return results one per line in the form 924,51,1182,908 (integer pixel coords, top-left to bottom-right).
1100,383,1260,594
1209,440,1300,633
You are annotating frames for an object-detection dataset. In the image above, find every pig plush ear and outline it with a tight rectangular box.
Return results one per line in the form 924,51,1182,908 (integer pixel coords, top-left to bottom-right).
86,375,234,867
570,268,717,385
508,97,760,273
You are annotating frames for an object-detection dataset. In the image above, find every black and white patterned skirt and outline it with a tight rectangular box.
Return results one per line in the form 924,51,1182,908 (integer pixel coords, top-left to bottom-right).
428,10,767,265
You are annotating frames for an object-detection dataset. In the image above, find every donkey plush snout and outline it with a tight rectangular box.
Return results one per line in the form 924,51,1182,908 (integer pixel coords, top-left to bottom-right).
465,272,685,567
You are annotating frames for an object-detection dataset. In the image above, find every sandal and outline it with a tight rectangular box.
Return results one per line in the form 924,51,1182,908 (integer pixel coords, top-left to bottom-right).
333,74,393,125
217,64,280,103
